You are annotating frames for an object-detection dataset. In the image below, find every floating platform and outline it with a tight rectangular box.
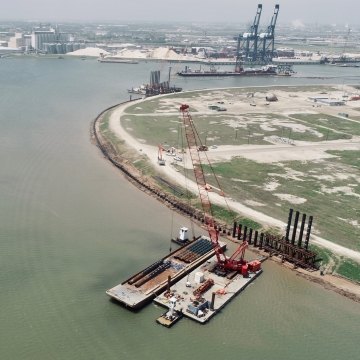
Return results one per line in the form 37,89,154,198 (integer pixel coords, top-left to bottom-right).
156,310,183,328
177,65,279,77
106,237,226,310
98,58,138,64
153,256,262,324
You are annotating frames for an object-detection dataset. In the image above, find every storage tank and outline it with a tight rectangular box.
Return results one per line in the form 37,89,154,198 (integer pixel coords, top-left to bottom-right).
194,272,204,283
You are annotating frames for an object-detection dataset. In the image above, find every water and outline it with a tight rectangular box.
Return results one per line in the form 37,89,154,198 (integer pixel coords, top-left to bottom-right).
0,57,359,360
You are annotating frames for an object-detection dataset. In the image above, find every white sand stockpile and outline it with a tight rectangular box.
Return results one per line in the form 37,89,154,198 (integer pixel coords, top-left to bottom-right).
115,49,147,59
114,47,196,61
67,47,109,57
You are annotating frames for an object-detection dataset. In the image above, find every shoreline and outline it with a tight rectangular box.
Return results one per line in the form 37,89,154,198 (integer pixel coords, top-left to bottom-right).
91,100,360,305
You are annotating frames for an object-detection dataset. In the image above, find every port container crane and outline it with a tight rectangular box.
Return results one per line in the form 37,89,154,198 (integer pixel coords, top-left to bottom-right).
259,4,279,62
179,104,249,273
244,3,262,62
235,3,262,67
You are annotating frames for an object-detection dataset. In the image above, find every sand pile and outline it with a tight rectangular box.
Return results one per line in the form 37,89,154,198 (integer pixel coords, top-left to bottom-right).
113,47,197,61
115,49,147,58
67,47,109,57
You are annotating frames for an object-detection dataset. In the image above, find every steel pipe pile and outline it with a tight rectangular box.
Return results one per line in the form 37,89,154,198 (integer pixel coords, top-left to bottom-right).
134,261,171,288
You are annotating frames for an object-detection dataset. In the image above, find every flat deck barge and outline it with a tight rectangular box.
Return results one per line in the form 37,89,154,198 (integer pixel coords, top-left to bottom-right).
153,255,262,324
106,237,226,310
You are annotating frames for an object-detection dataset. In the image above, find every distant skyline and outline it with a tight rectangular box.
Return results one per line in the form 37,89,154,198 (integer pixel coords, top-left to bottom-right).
1,0,360,26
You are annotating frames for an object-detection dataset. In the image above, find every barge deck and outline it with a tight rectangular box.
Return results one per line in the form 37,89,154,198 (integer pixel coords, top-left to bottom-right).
154,255,262,324
106,237,226,310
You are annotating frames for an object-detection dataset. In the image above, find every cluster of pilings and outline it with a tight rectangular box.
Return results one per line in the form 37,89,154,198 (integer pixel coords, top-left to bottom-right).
231,209,318,269
174,238,213,263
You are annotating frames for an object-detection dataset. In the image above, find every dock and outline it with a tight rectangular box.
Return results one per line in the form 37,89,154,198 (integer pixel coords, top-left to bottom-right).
153,255,262,324
106,237,226,310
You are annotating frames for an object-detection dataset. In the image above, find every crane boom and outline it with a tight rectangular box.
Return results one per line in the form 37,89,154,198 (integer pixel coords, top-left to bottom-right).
179,104,249,272
179,104,226,264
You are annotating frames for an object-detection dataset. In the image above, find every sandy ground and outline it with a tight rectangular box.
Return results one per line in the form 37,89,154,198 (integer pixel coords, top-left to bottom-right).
109,101,360,263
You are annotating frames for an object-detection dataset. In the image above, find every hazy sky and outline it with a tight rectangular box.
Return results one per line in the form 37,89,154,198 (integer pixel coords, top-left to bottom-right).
1,0,360,25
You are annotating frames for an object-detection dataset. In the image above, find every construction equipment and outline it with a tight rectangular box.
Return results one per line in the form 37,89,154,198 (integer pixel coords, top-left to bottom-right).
258,4,280,62
241,4,262,63
179,104,253,274
158,144,165,165
235,4,279,65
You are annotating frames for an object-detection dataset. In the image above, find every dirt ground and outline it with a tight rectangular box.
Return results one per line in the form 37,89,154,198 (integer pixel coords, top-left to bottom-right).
108,89,360,263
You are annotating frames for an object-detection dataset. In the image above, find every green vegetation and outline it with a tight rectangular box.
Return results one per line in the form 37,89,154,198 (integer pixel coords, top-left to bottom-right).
327,150,360,170
310,245,360,283
310,244,333,266
208,204,261,229
336,260,360,283
104,86,360,255
201,156,360,250
291,113,360,137
125,98,164,114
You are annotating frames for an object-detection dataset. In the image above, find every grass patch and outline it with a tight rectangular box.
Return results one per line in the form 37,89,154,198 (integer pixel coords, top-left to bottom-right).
327,150,360,170
201,157,360,250
310,244,333,265
291,113,360,138
336,260,360,283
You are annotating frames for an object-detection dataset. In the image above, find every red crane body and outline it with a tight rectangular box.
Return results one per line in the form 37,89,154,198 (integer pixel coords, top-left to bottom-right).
179,104,248,272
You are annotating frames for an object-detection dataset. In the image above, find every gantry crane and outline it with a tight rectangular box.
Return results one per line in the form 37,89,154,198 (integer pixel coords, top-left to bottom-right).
179,104,249,273
235,3,262,67
259,4,280,62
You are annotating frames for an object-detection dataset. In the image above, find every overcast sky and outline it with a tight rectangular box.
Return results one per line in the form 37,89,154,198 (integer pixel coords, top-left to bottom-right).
1,0,360,25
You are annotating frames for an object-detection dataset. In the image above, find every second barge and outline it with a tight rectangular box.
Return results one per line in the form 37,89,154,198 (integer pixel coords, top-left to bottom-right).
177,64,279,77
154,255,262,324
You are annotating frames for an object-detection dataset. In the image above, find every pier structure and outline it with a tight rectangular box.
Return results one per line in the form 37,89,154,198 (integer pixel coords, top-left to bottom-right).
231,209,318,269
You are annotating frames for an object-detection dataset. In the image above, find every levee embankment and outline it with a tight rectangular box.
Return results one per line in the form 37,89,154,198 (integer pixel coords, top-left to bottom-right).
91,101,231,235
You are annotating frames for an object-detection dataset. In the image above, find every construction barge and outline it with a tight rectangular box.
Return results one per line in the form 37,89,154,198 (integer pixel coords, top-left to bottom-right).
106,236,226,310
154,255,262,325
177,64,287,77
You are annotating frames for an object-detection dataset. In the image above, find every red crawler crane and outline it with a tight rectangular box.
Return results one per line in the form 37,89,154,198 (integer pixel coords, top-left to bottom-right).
179,104,248,273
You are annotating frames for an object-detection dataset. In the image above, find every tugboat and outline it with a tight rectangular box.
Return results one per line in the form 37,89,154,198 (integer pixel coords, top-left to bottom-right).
156,296,183,328
171,227,191,246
